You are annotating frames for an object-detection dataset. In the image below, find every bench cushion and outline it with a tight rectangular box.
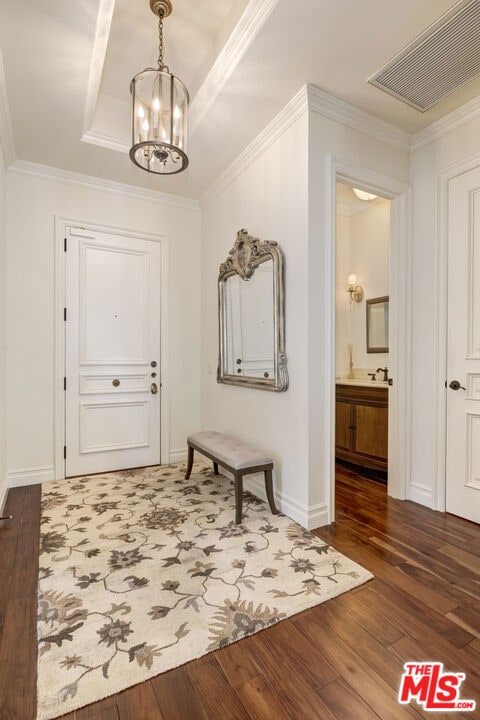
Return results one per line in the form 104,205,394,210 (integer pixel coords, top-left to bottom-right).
187,431,272,471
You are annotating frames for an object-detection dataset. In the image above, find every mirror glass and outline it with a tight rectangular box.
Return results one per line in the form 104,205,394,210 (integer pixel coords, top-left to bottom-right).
224,260,275,378
366,296,389,353
218,229,288,391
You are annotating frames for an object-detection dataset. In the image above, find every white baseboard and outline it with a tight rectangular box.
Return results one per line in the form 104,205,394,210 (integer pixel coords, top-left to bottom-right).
0,481,8,514
408,482,433,508
8,465,56,488
169,449,187,464
246,475,329,530
305,502,330,530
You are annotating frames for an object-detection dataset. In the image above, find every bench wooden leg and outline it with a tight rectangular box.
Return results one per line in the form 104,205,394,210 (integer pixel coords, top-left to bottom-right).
235,474,243,524
213,462,219,475
185,445,194,479
265,468,279,515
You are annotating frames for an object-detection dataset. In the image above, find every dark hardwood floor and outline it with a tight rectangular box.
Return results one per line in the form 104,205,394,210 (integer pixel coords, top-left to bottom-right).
1,464,480,719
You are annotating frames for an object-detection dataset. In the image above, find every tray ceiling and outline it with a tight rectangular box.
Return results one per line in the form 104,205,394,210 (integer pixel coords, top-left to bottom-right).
2,0,480,199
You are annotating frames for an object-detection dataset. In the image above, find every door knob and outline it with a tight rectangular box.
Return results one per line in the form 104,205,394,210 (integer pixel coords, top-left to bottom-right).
151,383,158,394
449,380,466,391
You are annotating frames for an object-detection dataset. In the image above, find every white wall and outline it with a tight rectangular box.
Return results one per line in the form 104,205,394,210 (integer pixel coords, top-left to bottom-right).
0,142,7,510
336,199,390,378
201,112,310,525
410,115,480,509
6,168,201,485
201,87,410,528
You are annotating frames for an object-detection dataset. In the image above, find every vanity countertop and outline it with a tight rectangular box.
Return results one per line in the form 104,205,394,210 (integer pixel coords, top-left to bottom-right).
335,378,389,388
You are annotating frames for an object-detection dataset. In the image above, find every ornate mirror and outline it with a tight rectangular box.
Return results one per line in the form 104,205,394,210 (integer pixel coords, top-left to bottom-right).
217,229,288,391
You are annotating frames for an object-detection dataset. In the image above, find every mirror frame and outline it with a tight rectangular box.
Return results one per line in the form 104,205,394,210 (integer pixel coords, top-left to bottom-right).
217,229,289,391
366,295,389,353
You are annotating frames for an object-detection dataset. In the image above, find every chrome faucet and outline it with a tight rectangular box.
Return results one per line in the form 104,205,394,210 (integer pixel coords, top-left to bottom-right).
377,367,389,382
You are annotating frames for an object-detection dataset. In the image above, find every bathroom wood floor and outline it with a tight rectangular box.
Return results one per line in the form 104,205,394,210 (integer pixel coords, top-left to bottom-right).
1,463,480,719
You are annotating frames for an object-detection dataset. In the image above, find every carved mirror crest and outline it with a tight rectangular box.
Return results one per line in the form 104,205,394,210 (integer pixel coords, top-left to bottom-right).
218,229,288,391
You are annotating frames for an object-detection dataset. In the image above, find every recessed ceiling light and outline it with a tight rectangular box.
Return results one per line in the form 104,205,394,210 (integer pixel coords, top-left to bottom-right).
353,188,377,201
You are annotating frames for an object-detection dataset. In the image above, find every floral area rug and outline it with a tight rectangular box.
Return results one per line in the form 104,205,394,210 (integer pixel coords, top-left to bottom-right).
37,462,372,719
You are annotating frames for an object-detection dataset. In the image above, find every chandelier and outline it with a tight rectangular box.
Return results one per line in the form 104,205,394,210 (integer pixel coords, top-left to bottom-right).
130,0,189,175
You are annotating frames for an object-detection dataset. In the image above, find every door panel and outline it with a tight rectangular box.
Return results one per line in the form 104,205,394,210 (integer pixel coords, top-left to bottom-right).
66,228,161,477
80,401,149,454
335,400,352,451
446,170,480,523
82,244,148,363
354,405,388,460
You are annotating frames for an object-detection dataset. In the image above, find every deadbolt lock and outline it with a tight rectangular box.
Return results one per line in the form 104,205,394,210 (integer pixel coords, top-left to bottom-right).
112,379,120,387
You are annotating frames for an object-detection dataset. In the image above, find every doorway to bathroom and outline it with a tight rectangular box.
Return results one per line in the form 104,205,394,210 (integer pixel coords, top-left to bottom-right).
334,182,391,491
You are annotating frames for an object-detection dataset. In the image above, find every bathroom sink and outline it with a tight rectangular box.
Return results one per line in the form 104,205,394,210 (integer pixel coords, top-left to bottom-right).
336,378,389,387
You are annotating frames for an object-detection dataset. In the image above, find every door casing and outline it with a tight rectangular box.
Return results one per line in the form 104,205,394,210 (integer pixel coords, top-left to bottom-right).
54,217,170,480
328,158,412,520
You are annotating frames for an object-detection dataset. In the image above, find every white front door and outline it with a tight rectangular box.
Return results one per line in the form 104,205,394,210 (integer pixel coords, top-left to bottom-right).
65,227,161,477
446,169,480,524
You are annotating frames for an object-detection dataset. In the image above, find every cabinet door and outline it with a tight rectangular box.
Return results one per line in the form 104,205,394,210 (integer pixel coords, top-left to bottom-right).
335,400,353,451
354,404,388,460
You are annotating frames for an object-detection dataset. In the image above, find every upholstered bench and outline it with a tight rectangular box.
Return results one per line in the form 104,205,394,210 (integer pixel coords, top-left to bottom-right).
185,431,279,524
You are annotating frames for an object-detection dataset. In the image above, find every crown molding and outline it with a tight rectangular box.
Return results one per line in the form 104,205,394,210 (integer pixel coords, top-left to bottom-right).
8,159,200,211
0,48,15,167
200,82,415,209
81,127,129,154
189,0,280,136
200,85,309,208
411,94,480,153
306,85,411,153
82,0,116,137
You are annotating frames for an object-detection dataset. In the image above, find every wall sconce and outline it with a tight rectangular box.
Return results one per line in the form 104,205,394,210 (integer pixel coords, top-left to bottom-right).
347,273,364,303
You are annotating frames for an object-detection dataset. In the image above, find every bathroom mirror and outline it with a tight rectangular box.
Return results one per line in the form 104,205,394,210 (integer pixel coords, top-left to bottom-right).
366,296,389,353
218,229,288,391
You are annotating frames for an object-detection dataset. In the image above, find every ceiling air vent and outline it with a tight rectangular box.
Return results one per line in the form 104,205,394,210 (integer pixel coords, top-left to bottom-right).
369,0,480,112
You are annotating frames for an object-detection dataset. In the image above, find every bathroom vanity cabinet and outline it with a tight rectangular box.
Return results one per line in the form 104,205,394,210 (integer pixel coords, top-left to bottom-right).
335,383,388,472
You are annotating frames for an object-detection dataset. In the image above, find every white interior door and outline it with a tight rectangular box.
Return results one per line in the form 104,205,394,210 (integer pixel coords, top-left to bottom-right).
446,169,480,524
65,227,161,477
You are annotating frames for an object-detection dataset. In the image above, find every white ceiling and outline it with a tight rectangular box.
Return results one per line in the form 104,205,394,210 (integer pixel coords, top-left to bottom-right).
1,0,479,199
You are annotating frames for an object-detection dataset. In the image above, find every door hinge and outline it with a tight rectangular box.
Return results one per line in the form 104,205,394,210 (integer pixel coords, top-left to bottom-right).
64,307,67,321
64,237,67,252
64,445,67,459
64,377,66,391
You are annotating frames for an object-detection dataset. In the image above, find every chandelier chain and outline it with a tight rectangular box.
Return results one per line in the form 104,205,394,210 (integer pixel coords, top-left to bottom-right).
157,13,169,72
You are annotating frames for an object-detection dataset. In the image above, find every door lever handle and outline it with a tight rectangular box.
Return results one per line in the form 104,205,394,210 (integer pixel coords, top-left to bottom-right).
449,380,466,391
151,383,158,395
